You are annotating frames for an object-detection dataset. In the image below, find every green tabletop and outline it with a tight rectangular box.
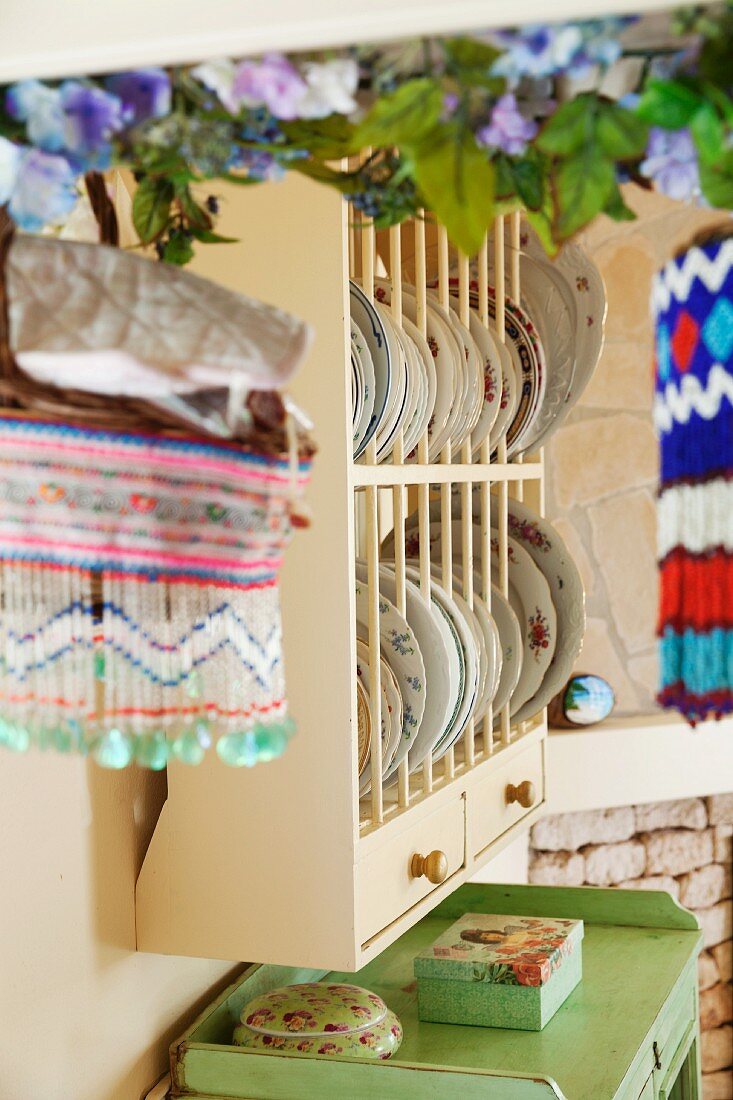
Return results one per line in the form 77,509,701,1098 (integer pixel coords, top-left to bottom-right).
172,884,702,1100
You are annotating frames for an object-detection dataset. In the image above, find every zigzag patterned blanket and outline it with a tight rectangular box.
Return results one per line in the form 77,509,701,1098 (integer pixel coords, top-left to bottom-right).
653,236,733,722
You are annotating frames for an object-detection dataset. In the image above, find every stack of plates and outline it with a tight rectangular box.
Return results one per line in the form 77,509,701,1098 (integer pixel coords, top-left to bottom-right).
350,232,605,462
362,496,585,784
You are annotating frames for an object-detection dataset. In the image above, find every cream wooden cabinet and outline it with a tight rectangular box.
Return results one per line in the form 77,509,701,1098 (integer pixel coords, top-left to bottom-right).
136,173,551,970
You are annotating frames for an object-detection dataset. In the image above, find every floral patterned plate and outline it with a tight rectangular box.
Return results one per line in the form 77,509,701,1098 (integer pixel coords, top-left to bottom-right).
354,577,425,772
417,563,480,759
462,303,503,457
488,496,585,724
487,583,524,717
375,283,456,462
355,638,401,793
431,563,498,724
429,294,484,453
521,226,606,450
234,981,403,1060
401,565,466,765
389,518,556,719
368,562,456,779
401,315,437,457
488,337,519,454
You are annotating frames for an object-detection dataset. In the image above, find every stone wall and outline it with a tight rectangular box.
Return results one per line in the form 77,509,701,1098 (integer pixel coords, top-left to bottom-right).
529,793,733,1099
546,187,725,714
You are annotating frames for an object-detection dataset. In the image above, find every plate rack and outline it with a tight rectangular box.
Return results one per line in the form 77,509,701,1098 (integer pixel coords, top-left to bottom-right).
136,174,549,970
351,211,545,837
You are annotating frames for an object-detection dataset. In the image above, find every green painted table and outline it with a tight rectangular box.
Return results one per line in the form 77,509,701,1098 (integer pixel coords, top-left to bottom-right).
170,884,702,1100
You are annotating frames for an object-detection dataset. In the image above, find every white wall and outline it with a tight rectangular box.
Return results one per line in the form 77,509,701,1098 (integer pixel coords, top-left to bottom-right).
0,751,237,1100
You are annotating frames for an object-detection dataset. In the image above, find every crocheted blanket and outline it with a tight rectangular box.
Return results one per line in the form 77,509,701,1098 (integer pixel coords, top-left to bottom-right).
653,237,733,722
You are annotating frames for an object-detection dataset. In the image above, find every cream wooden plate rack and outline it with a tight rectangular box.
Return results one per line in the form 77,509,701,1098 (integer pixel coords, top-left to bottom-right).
136,174,549,971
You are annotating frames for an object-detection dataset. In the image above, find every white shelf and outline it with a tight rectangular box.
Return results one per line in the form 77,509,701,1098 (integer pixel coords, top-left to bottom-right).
1,0,676,83
544,714,733,815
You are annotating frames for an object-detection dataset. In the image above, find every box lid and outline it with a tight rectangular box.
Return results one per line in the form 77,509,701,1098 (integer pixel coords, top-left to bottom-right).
414,913,584,987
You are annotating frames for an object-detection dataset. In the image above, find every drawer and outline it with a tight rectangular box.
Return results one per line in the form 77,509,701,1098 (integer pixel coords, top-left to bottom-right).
356,796,465,944
470,740,544,857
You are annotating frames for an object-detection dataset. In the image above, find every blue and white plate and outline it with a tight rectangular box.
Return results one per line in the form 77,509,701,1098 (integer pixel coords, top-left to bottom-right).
349,282,390,458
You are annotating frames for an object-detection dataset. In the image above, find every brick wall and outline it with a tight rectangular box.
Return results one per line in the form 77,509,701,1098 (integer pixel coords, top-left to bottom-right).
529,794,733,1099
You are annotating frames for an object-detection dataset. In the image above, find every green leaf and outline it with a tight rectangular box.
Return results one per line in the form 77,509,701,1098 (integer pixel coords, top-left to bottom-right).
218,171,264,186
132,177,174,243
596,101,648,160
355,78,444,148
494,154,544,211
525,208,558,256
443,37,502,88
603,182,636,222
690,104,725,164
176,186,213,231
290,158,361,193
699,149,733,209
509,157,544,211
190,228,238,244
280,115,360,158
412,129,494,255
636,80,703,130
443,37,500,71
536,95,598,157
162,231,194,265
553,149,616,239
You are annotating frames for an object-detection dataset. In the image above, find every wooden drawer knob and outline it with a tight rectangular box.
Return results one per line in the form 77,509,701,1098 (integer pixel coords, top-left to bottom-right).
506,780,536,808
411,850,448,884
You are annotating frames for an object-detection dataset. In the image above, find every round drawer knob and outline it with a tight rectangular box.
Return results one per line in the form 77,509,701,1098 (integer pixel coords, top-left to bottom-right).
506,780,536,808
411,850,448,884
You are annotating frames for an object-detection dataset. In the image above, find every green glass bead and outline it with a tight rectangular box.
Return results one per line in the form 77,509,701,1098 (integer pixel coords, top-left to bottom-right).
94,651,106,682
3,721,30,752
36,725,53,751
185,669,203,699
252,721,290,763
170,729,206,766
216,729,258,768
135,731,169,771
194,718,212,750
52,725,74,754
93,727,135,769
67,720,87,754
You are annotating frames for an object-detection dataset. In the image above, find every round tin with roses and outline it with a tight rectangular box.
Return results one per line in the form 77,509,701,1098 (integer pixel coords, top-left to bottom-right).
233,982,403,1059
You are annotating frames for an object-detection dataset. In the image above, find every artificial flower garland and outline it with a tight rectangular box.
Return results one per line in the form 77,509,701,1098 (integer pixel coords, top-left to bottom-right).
0,7,731,261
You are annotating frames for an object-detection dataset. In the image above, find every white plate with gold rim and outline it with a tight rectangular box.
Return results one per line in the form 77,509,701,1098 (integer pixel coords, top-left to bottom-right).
355,657,391,796
355,676,371,776
374,282,455,461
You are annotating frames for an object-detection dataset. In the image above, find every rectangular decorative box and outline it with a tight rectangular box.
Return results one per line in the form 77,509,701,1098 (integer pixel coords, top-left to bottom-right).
414,911,584,1031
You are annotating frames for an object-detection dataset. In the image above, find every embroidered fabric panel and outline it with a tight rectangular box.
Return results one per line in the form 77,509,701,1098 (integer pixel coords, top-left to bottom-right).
653,239,733,721
0,418,310,767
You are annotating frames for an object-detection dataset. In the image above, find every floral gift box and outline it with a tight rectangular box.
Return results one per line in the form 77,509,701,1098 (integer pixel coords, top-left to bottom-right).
414,913,584,1031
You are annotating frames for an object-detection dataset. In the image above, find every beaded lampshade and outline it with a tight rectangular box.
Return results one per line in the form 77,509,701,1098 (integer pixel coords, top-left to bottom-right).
653,232,733,722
